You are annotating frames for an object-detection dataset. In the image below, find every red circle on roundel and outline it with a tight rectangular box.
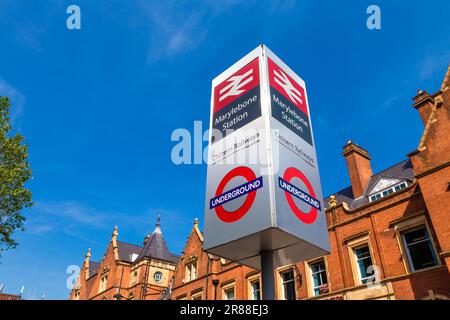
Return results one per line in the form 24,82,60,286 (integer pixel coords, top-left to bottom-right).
214,166,258,223
283,167,318,224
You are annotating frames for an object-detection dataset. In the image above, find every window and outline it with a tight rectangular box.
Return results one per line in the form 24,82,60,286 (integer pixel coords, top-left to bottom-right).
98,273,108,293
369,182,407,202
354,245,373,284
382,188,394,197
74,290,80,300
250,280,261,300
130,270,138,286
153,271,163,283
128,293,134,300
310,260,328,296
185,261,197,282
191,291,203,300
402,227,438,271
224,287,235,300
280,269,296,300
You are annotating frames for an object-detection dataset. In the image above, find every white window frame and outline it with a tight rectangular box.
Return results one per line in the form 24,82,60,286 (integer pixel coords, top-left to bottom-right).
369,181,407,202
279,268,296,300
185,260,197,283
309,259,328,297
353,244,373,284
191,290,203,300
222,282,235,300
98,273,109,293
250,279,261,300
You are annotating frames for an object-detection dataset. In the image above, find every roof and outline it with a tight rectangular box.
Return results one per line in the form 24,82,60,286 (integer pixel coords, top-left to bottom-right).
326,159,414,210
117,241,143,263
89,261,100,277
136,230,179,264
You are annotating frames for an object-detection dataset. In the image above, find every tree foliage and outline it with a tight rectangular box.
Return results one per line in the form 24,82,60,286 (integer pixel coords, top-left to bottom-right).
0,96,33,253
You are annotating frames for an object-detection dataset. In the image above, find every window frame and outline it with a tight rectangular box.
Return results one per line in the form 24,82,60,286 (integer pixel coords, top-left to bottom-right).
246,273,262,300
185,260,198,283
346,234,376,286
369,181,408,202
353,244,374,284
250,279,261,300
278,267,297,300
98,272,109,293
130,269,139,286
153,271,163,284
191,289,203,300
307,258,329,297
222,281,236,300
401,225,439,272
393,215,441,274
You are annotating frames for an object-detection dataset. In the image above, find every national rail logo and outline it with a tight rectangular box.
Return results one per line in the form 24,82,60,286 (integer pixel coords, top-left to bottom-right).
212,58,262,143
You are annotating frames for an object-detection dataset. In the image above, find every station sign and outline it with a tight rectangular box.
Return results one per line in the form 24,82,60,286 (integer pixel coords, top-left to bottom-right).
204,45,329,269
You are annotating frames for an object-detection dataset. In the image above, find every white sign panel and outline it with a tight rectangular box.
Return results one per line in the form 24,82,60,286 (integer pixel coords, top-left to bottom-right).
204,45,329,269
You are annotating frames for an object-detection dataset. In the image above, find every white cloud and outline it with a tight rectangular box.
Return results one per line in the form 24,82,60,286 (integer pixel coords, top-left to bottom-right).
25,200,191,245
136,0,243,62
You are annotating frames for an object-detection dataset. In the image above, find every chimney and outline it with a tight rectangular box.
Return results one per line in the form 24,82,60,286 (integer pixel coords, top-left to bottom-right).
412,90,435,125
342,141,373,198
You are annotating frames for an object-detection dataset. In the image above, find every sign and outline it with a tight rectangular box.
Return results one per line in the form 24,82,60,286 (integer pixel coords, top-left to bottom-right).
210,166,263,223
212,58,261,143
268,57,312,145
279,167,319,224
204,45,329,269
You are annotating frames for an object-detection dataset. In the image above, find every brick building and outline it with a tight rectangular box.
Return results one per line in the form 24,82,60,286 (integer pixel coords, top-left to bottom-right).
71,65,450,300
70,217,179,300
0,293,22,300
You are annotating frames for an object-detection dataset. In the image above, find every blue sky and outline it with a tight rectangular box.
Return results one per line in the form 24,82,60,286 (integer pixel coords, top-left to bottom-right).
0,0,448,299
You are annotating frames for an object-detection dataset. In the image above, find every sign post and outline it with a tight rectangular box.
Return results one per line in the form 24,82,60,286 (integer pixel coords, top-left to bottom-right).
261,251,276,300
204,45,330,299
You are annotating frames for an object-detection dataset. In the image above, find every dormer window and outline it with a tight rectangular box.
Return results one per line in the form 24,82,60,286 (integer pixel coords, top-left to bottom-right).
369,182,407,202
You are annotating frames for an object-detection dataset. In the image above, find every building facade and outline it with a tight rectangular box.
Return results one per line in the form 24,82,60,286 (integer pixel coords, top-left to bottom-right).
69,217,179,300
71,65,450,300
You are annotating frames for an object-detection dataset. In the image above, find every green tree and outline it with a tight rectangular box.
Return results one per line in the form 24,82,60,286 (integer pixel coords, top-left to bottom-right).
0,96,33,254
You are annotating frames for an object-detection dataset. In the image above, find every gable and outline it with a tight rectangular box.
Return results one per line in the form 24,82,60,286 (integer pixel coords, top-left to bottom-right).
369,176,403,195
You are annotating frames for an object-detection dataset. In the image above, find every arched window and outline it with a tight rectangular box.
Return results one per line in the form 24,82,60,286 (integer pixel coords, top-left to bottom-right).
153,271,163,283
130,270,138,286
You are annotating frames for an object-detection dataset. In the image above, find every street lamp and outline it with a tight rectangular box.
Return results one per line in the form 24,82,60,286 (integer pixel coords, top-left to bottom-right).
212,279,219,300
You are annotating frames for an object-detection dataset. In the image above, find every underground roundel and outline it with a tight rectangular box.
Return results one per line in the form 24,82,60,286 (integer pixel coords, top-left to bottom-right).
278,167,321,224
210,166,263,223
